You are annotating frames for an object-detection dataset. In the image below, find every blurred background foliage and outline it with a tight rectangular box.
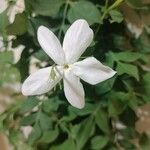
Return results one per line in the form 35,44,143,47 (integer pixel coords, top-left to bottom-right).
0,0,150,149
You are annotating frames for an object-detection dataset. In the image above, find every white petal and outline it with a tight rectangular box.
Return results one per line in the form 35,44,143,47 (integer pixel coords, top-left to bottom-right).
22,66,63,96
7,7,16,23
63,69,85,109
37,26,65,65
0,0,7,13
63,19,94,64
72,57,116,85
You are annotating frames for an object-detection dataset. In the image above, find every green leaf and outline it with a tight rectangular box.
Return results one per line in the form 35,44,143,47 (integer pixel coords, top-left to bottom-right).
28,122,42,145
68,103,95,116
21,113,37,126
30,0,64,17
70,124,81,139
116,52,141,62
60,112,77,122
117,62,139,80
0,51,13,63
68,1,101,25
95,108,110,133
39,112,52,130
76,116,94,149
7,13,27,35
95,77,116,95
107,52,140,80
20,97,40,113
51,138,76,150
39,127,59,143
0,11,9,33
108,96,126,117
91,136,109,150
119,140,136,149
42,97,60,113
110,51,142,62
109,10,123,23
0,62,20,85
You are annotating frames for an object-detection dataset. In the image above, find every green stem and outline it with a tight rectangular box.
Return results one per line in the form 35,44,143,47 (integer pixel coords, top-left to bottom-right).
58,0,70,39
108,0,124,11
101,0,109,22
95,0,124,38
94,0,109,38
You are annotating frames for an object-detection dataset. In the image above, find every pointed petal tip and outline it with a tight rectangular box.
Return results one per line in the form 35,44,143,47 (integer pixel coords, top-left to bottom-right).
111,70,117,77
63,70,85,109
72,57,117,85
63,19,94,63
21,81,36,96
71,102,85,109
37,25,46,34
21,84,29,96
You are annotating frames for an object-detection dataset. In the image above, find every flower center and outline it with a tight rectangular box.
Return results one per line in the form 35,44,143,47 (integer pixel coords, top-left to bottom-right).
63,64,69,70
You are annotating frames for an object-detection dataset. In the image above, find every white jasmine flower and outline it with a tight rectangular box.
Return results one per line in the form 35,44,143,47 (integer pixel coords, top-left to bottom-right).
0,0,25,23
22,19,116,109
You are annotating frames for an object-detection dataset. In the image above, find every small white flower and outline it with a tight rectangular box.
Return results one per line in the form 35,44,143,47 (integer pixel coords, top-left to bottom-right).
0,0,25,23
7,0,25,23
0,0,7,14
22,19,116,109
21,126,33,139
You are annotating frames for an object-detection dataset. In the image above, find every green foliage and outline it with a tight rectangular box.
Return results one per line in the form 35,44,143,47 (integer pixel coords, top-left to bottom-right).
7,13,28,35
39,127,59,143
109,9,123,23
107,51,141,80
0,51,20,85
0,0,150,149
20,97,40,113
68,1,101,25
108,94,126,116
117,62,139,80
91,136,109,150
28,122,42,145
0,11,9,34
76,116,94,149
51,138,76,150
95,108,110,133
28,0,65,17
0,51,13,63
